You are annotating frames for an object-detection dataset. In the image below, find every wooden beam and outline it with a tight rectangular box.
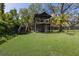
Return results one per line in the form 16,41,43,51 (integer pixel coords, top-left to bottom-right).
35,22,36,32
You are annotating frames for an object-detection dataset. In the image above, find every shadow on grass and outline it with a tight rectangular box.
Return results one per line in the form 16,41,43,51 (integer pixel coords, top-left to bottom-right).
35,30,75,36
0,30,75,45
35,30,65,34
0,40,6,45
17,31,32,35
0,32,32,45
0,33,17,45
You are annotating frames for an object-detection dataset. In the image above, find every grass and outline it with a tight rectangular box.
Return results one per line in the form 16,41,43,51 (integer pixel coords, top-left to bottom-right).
0,30,79,56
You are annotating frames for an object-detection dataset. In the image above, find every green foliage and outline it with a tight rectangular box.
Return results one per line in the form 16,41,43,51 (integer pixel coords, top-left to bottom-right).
28,3,43,14
19,8,32,25
28,3,44,21
10,8,17,16
51,14,70,25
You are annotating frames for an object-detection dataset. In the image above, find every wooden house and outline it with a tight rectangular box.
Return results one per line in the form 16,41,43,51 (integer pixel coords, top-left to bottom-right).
33,12,51,32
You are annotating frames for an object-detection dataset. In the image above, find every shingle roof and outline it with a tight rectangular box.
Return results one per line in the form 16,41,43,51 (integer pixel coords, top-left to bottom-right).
34,12,51,19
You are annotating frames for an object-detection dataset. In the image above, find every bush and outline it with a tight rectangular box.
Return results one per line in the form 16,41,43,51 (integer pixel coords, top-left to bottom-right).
0,34,17,45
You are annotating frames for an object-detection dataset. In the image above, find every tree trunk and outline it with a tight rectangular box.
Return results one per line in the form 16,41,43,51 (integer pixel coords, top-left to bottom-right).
59,24,63,32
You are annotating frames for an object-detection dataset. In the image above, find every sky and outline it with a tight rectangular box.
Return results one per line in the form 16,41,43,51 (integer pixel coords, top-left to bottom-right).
4,3,79,15
5,3,30,12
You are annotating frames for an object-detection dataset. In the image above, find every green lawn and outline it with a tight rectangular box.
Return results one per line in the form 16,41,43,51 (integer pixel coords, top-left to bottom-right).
0,31,79,56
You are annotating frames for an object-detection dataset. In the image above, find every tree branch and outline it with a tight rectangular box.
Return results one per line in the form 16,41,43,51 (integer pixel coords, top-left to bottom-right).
61,3,65,14
49,4,57,16
63,4,73,13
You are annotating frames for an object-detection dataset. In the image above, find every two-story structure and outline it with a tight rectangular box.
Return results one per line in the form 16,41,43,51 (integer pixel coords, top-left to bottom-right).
33,12,51,32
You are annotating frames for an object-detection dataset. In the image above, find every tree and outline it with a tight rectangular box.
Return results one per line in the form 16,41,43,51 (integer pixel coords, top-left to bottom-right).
3,13,14,33
28,3,43,14
0,3,5,15
9,9,19,33
28,3,44,20
19,8,28,23
18,8,32,34
10,8,18,20
0,3,5,34
46,3,79,32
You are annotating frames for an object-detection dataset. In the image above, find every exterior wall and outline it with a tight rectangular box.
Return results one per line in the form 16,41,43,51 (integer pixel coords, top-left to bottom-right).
35,24,50,32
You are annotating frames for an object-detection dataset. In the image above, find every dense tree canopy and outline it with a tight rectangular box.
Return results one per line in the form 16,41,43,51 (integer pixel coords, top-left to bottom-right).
0,3,79,34
44,3,79,32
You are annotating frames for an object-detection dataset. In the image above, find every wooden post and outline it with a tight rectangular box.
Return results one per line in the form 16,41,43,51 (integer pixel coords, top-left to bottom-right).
35,22,37,32
49,24,51,32
45,24,47,32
